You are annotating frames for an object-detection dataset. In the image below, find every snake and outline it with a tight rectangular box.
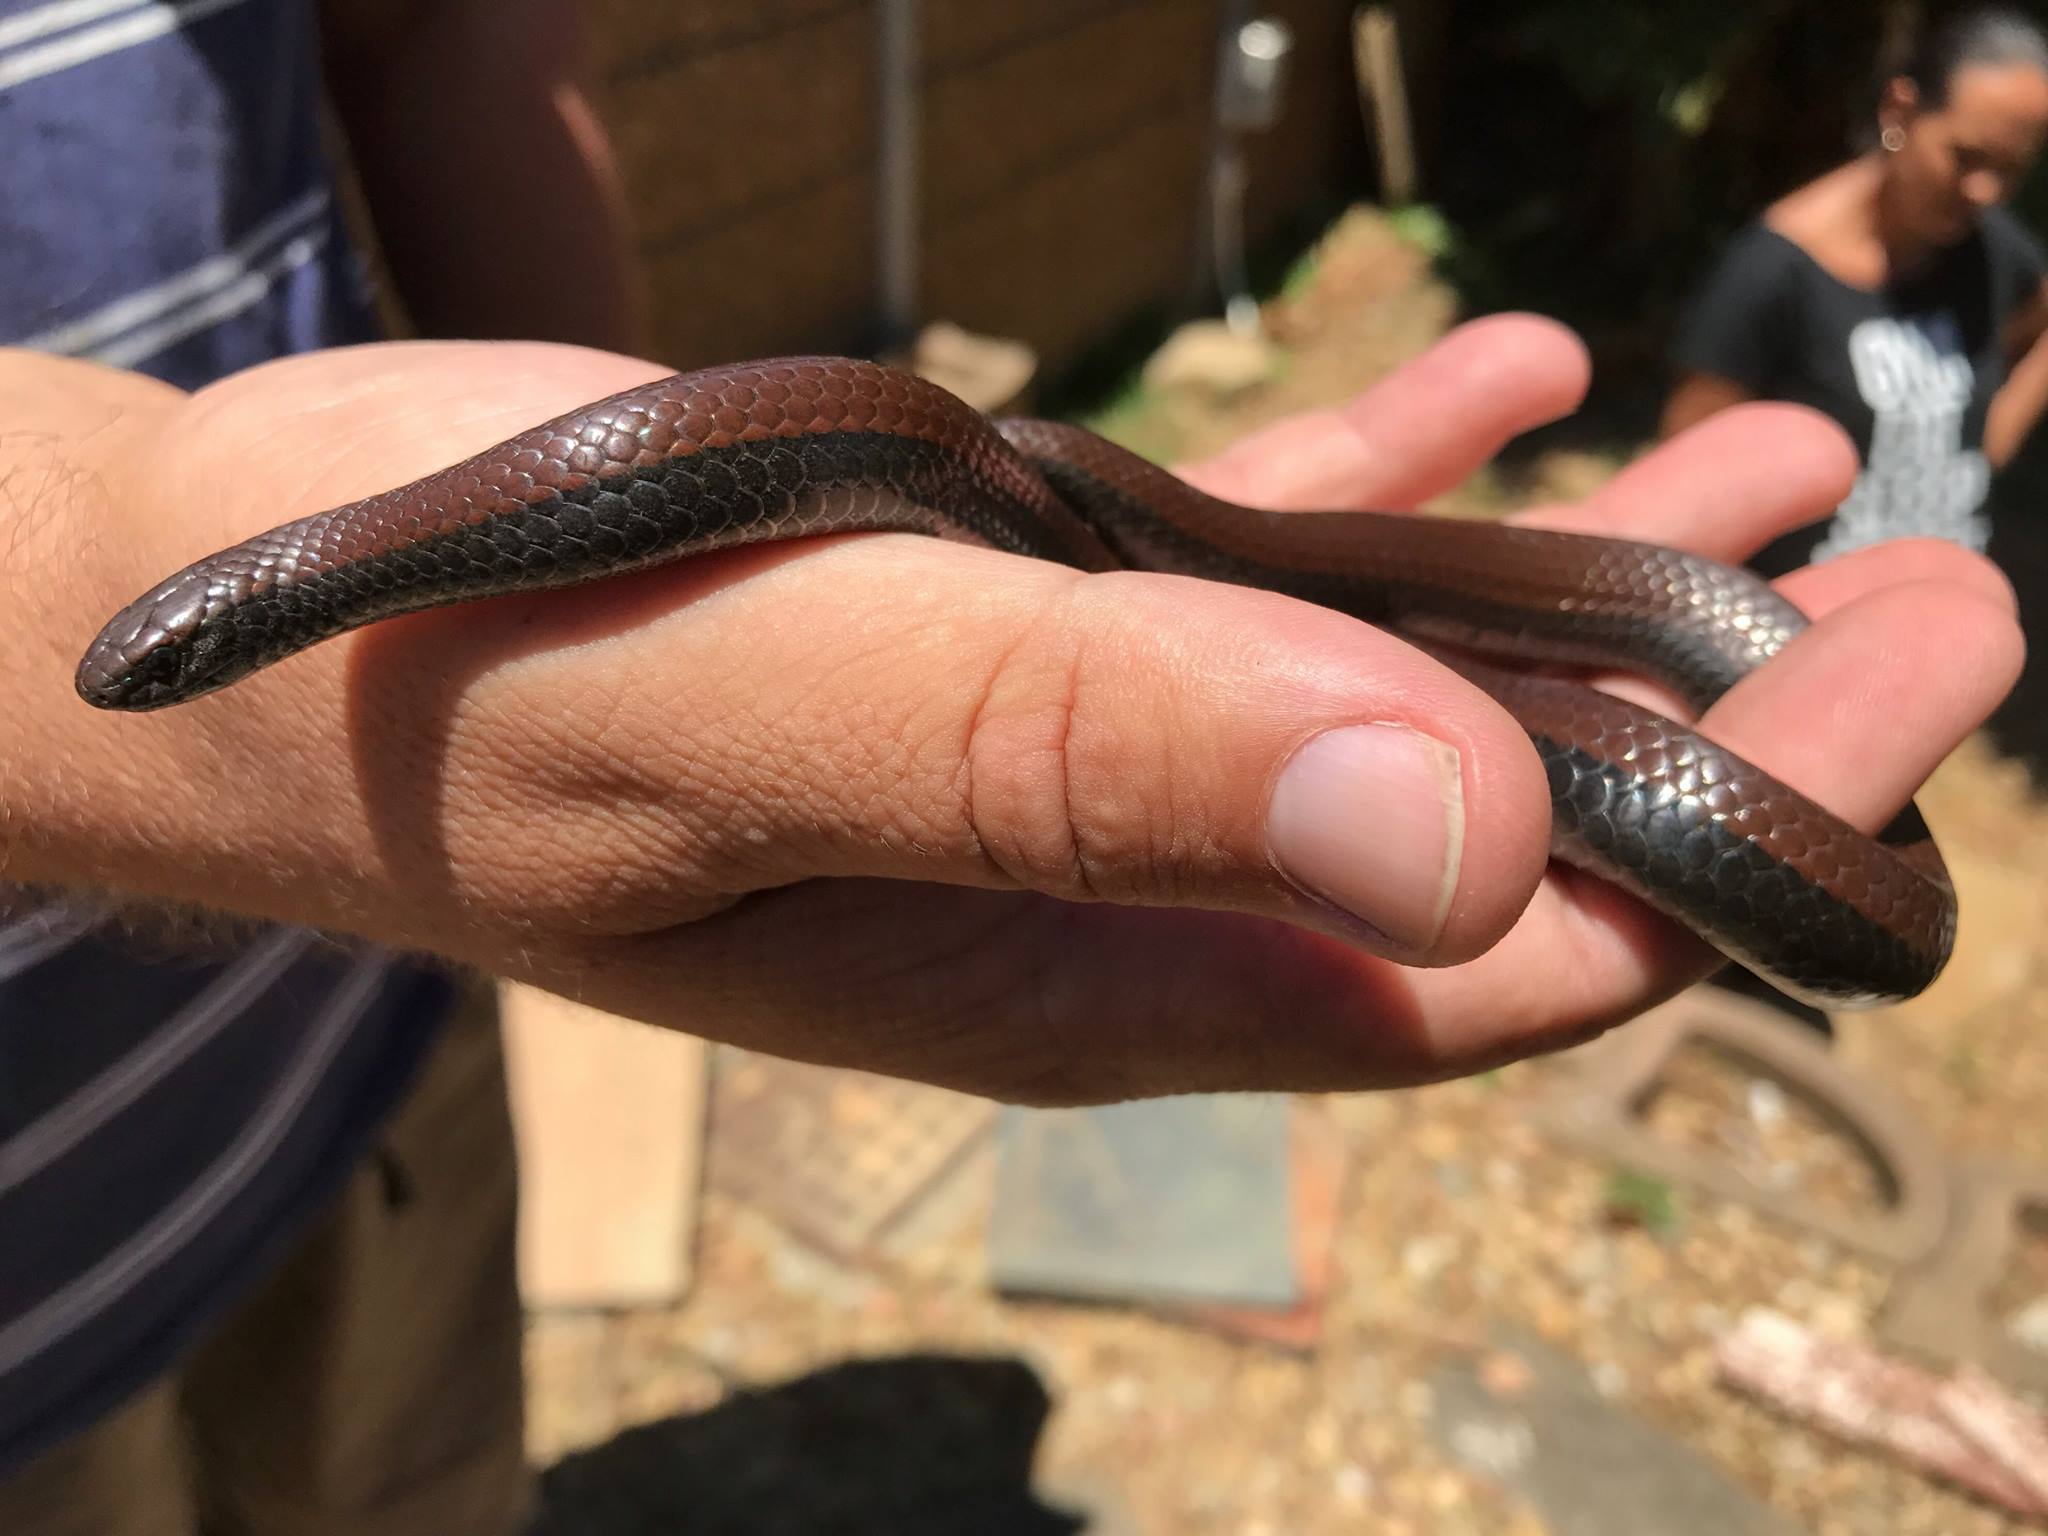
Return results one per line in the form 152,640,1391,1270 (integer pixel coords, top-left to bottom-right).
72,355,1955,1007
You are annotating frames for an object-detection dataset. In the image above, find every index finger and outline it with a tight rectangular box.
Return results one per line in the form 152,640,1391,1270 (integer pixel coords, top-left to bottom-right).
1179,313,1591,510
1513,401,1857,554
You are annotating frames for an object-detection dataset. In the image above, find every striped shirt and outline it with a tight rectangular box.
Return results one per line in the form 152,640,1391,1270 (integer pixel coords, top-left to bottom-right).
0,0,457,1474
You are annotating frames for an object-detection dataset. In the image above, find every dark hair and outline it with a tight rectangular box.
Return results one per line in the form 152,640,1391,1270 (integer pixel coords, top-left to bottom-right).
1900,6,2048,107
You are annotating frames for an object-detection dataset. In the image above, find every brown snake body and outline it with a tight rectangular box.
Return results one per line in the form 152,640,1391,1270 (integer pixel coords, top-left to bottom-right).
75,357,1956,1006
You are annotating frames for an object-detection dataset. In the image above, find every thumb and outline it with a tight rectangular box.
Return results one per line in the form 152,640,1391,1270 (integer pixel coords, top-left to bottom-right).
355,530,1556,967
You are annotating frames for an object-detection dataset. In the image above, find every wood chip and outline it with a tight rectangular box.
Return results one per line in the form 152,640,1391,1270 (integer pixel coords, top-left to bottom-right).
1716,1308,2048,1518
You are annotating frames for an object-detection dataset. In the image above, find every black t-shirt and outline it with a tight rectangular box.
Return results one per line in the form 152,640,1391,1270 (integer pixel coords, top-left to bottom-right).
1670,206,2048,575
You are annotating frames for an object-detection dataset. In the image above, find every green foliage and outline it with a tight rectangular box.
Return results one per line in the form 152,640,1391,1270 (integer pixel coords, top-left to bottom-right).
1081,380,1181,465
1384,203,1458,261
1603,1169,1682,1238
1506,0,1767,122
1276,245,1323,303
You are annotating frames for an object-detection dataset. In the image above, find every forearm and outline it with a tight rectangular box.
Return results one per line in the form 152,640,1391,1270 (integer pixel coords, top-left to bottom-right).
1985,339,2048,468
0,348,702,974
324,0,650,353
0,354,434,946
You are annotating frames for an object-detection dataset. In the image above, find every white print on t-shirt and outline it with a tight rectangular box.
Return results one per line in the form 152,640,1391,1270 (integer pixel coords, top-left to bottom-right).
1814,312,1991,560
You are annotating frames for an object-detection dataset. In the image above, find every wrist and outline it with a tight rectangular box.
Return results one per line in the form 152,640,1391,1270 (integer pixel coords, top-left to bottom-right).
0,352,412,943
0,341,696,972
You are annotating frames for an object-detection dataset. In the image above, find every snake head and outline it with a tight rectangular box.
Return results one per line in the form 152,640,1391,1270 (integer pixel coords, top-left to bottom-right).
75,565,251,711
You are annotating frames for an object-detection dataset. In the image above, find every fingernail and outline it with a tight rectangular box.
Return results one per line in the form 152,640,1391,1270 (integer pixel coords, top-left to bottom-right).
1266,724,1465,954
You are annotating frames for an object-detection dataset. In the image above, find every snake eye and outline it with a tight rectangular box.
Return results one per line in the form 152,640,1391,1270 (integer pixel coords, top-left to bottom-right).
75,567,218,710
76,629,185,710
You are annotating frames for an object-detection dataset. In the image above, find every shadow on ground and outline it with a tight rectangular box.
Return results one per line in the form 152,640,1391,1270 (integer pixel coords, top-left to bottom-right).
535,1354,1088,1536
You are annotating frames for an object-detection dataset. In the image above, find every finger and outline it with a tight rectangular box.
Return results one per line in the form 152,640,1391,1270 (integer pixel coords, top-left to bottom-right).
1772,536,2019,623
1514,402,1859,556
514,573,2014,1099
353,537,1555,971
1710,578,2024,814
1180,312,1591,510
1381,572,2024,1069
1574,538,2020,724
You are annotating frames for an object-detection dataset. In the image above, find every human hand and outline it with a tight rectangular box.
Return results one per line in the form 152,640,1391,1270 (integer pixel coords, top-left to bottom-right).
3,318,2019,1101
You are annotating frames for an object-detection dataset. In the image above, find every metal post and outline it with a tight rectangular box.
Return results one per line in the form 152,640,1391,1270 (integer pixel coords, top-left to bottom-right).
876,0,920,349
1205,13,1293,335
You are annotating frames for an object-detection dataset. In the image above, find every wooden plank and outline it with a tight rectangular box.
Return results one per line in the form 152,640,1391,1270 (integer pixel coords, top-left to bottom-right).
588,0,862,83
924,0,1211,223
501,983,707,1310
1355,5,1416,202
925,108,1207,367
924,0,1135,73
600,4,875,252
1716,1309,2048,1517
643,169,875,367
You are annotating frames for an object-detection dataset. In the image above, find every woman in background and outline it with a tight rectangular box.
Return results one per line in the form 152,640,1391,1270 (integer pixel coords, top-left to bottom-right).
1665,6,2048,577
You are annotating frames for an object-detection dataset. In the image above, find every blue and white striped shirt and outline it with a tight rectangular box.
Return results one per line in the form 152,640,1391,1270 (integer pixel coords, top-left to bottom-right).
0,0,457,1473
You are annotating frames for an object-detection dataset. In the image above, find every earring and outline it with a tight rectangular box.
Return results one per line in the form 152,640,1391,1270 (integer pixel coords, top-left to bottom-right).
1881,124,1906,152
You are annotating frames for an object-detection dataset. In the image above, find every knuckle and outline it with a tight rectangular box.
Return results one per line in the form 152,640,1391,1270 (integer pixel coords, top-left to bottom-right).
960,576,1217,906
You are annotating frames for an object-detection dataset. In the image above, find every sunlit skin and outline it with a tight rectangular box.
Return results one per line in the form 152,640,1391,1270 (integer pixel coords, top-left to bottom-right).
1663,60,2048,461
0,322,2022,1102
1881,61,2048,253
